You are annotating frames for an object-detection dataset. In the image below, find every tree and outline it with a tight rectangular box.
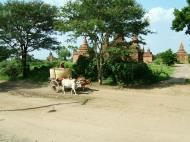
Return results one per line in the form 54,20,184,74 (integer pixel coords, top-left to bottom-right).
0,1,59,77
57,46,71,60
0,47,12,61
72,56,98,81
58,0,150,84
159,49,177,66
172,0,190,34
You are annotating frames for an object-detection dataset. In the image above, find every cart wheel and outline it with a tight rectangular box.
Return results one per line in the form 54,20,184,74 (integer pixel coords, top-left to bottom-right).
50,80,60,93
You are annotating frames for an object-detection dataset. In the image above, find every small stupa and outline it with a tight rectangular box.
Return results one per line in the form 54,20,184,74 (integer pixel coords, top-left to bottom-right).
129,35,143,62
73,37,89,63
47,52,55,61
143,48,153,64
176,42,188,64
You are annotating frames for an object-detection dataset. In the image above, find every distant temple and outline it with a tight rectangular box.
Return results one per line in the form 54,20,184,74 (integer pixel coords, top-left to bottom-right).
129,36,144,62
108,35,144,62
72,37,89,63
176,42,188,64
72,36,155,63
143,48,153,64
47,52,55,61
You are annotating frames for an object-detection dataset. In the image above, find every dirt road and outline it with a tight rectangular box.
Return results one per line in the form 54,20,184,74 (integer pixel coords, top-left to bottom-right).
0,64,190,142
164,64,190,84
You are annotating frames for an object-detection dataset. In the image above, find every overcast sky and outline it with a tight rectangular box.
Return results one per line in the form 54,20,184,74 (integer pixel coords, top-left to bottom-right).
0,0,189,59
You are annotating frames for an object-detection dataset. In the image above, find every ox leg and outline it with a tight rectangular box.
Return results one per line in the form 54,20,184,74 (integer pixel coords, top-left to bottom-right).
62,86,66,95
71,89,73,95
72,88,77,95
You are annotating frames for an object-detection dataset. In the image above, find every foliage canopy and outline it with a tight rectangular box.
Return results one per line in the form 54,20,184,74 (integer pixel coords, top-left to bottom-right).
172,0,190,34
159,49,177,66
0,1,59,77
58,0,150,84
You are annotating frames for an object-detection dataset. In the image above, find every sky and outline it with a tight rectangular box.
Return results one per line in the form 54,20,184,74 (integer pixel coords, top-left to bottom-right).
136,0,190,55
0,0,189,59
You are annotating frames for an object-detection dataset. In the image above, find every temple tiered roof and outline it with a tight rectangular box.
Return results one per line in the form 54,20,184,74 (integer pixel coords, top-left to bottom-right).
177,42,187,54
73,37,89,62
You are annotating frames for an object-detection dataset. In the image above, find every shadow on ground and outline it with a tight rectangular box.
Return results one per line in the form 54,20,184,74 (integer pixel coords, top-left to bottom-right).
0,80,45,93
0,80,99,97
0,77,189,93
123,77,190,90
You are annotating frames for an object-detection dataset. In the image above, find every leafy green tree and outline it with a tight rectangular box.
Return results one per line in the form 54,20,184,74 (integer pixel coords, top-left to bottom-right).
159,49,177,66
72,56,97,81
58,0,150,84
172,0,190,34
103,46,152,84
57,46,71,60
0,1,59,77
0,47,12,61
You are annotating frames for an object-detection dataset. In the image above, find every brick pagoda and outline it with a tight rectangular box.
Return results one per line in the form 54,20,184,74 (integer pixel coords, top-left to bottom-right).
176,42,188,64
143,48,153,64
109,35,144,62
73,37,89,63
47,52,55,61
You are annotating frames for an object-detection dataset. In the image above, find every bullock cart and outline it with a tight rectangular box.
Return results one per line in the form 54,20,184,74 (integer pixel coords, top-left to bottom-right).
49,68,72,92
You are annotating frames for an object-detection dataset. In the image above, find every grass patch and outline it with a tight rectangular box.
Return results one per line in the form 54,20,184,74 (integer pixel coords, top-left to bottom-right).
148,63,174,82
103,63,175,86
103,77,116,85
0,74,10,80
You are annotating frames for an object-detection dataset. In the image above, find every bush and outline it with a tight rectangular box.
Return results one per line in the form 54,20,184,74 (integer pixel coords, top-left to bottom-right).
148,63,174,82
158,49,177,66
153,58,162,65
102,47,157,85
64,61,74,68
104,60,154,84
28,60,75,82
0,60,21,80
28,60,60,82
30,60,59,70
72,56,97,81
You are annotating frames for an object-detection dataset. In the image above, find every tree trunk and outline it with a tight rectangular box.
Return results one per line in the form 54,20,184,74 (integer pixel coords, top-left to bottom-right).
98,54,103,85
21,47,28,78
94,40,103,85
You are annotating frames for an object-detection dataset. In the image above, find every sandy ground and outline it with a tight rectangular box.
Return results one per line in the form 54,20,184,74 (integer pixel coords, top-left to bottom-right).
0,64,190,142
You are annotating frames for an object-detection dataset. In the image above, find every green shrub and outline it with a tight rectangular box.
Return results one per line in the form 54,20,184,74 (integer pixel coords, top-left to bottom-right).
0,60,21,80
148,63,174,81
104,60,154,84
186,79,190,84
28,66,50,82
28,60,60,82
64,61,74,68
158,49,177,66
30,60,59,70
103,62,174,85
72,56,97,81
153,58,162,65
102,46,159,85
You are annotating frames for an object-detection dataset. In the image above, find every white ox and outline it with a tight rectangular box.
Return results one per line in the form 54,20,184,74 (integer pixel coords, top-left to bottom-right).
61,79,81,95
